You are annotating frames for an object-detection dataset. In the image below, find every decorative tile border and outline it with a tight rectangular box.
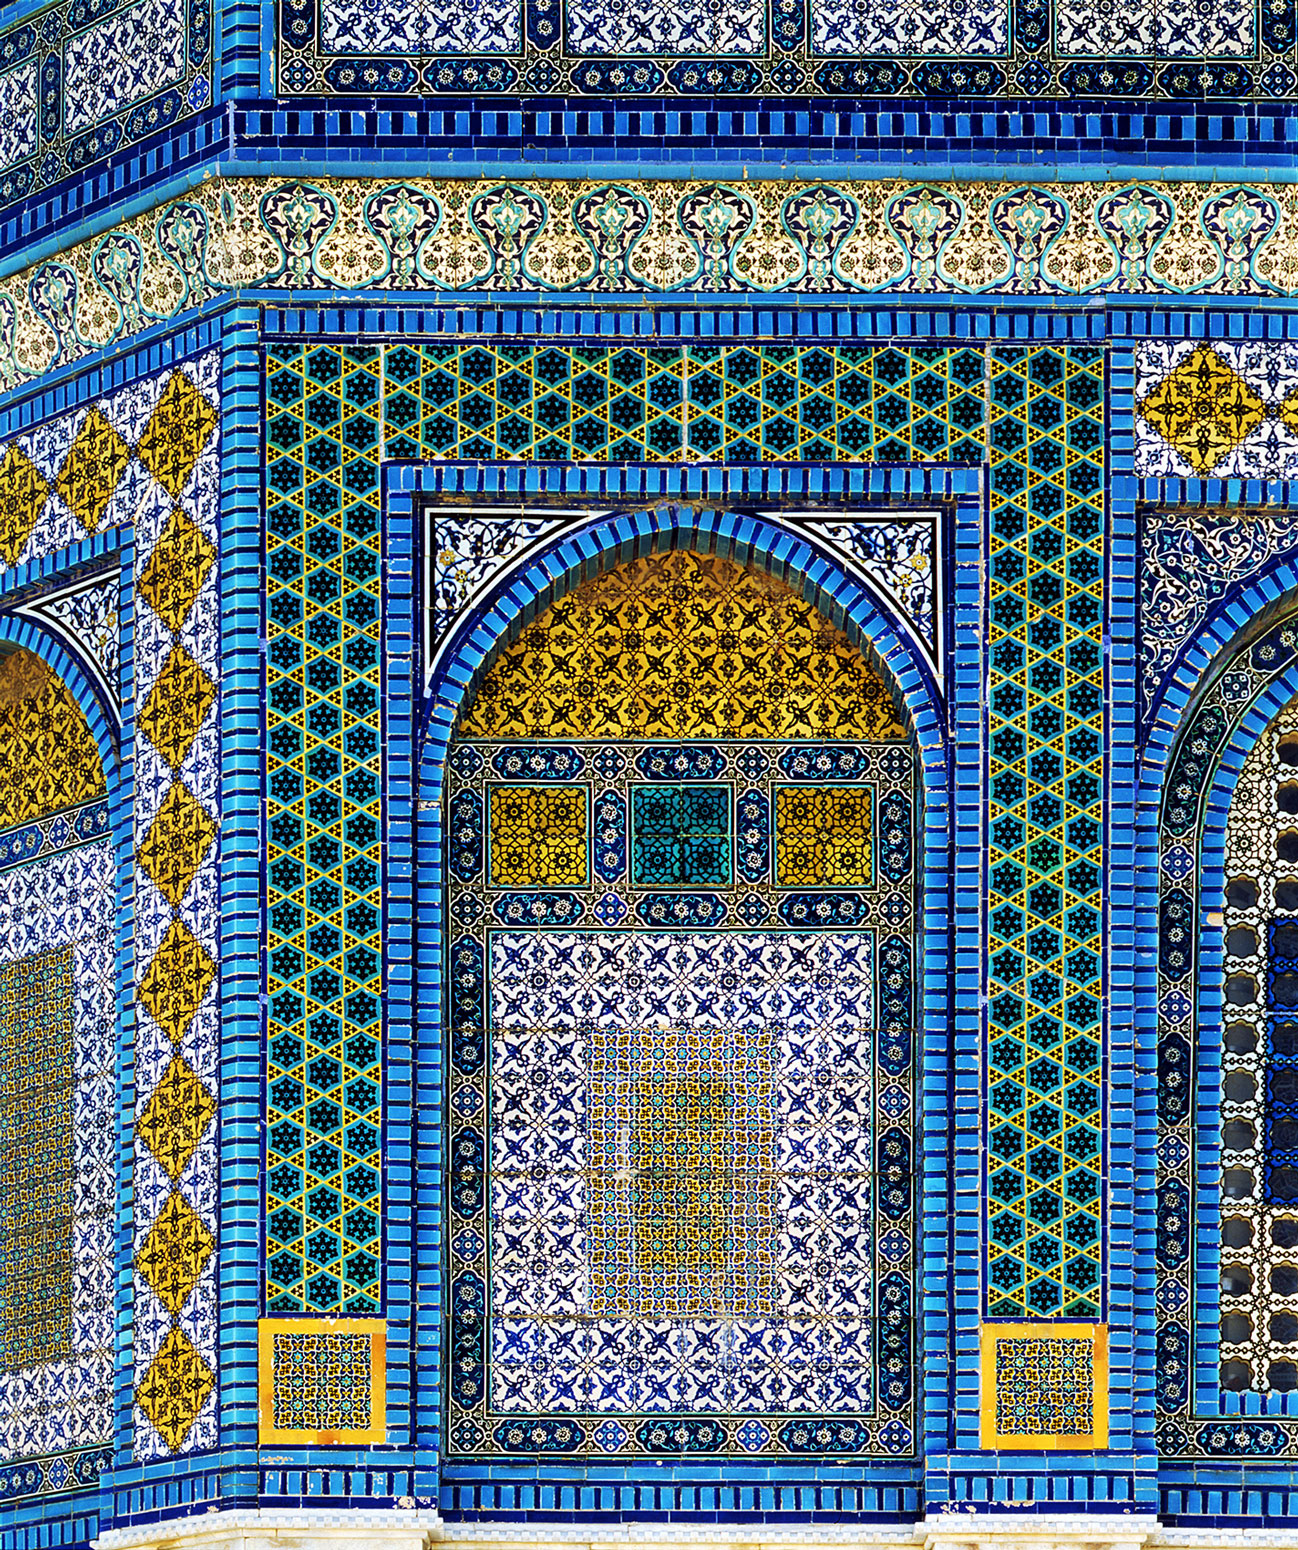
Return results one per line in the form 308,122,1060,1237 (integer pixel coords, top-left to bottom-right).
257,1318,386,1444
980,1322,1109,1449
6,176,1298,403
128,352,223,1460
983,344,1107,1322
274,0,1291,100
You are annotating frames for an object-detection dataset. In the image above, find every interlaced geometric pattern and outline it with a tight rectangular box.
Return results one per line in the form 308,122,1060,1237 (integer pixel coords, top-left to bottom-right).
685,345,986,464
488,786,588,887
460,549,908,741
630,784,730,887
588,1019,775,1319
994,1334,1095,1436
1218,689,1298,1394
984,346,1106,1320
774,787,873,887
382,344,984,466
271,1330,372,1430
265,345,384,1315
445,553,917,1462
0,945,74,1373
129,355,223,1460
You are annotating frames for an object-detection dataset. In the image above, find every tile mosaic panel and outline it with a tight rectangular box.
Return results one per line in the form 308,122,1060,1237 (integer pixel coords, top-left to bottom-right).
484,930,873,1417
980,1322,1107,1447
458,548,909,742
0,651,105,826
1216,688,1298,1396
11,176,1298,400
984,346,1106,1321
129,354,222,1460
630,784,731,888
0,0,210,213
424,507,940,673
276,0,1284,96
0,944,76,1375
17,575,122,717
264,345,384,1316
380,342,984,466
585,1008,776,1319
1136,340,1298,480
488,786,588,887
444,548,915,1461
774,787,874,888
1142,505,1298,720
0,653,114,1497
258,1318,386,1443
0,361,215,589
448,799,914,1456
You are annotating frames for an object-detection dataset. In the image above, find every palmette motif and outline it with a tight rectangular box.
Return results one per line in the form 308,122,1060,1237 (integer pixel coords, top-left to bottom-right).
8,176,1298,403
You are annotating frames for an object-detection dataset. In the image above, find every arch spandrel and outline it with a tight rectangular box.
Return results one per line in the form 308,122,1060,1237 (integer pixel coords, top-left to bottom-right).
458,548,909,742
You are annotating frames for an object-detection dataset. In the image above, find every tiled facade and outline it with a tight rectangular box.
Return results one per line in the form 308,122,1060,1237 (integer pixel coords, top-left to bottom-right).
5,0,1298,1544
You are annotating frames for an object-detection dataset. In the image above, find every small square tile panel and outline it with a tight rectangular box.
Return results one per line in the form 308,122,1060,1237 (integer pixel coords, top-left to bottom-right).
980,1322,1108,1449
258,1318,386,1444
488,785,589,888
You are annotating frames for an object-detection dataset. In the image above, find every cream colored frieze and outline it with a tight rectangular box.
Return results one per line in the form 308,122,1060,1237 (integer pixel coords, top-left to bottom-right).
3,176,1298,398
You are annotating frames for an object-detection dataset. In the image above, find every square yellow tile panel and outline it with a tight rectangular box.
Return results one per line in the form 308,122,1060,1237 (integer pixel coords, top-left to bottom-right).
774,785,873,887
488,784,588,888
980,1321,1107,1449
259,1317,385,1444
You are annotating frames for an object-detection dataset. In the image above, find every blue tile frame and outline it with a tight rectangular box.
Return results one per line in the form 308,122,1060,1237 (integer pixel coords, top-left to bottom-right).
408,493,952,1516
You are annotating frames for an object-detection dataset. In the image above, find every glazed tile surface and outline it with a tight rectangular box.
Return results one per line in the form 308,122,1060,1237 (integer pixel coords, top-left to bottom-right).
8,177,1298,402
128,354,222,1461
0,0,210,214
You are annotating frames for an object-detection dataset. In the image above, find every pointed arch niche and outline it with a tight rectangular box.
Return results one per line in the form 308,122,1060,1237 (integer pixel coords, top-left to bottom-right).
438,544,921,1469
0,644,116,1484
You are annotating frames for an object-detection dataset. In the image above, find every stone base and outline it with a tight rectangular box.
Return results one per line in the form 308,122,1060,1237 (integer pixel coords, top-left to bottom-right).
100,1513,1291,1550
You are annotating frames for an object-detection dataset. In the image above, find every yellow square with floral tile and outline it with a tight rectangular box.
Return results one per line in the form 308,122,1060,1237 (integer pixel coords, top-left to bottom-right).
488,785,588,887
774,785,873,887
980,1322,1107,1449
259,1318,385,1444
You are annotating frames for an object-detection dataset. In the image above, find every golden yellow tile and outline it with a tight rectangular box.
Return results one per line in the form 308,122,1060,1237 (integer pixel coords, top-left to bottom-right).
136,1326,215,1451
135,1192,216,1316
137,919,217,1045
258,1317,386,1445
488,785,588,887
980,1322,1108,1450
55,407,129,533
138,645,217,772
137,371,217,499
136,1053,216,1180
0,445,48,568
137,506,218,633
137,780,217,908
1138,346,1266,475
775,786,873,887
